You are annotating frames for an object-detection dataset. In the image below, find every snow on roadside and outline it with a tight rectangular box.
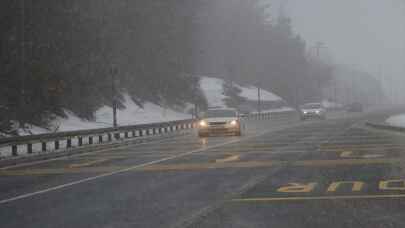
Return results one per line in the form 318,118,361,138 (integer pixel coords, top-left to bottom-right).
6,76,287,137
199,77,227,107
94,94,191,127
235,84,281,101
17,93,191,135
251,107,296,114
265,107,296,113
322,100,343,109
199,76,282,108
386,114,405,128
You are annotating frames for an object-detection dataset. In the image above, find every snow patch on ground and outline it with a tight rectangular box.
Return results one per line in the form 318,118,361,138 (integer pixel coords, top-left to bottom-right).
265,107,296,113
322,100,343,109
386,114,405,128
18,94,191,135
235,85,281,101
199,76,282,108
199,77,227,107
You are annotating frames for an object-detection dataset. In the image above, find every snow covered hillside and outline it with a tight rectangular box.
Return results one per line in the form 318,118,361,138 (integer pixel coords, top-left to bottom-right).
18,94,191,135
15,76,289,135
199,76,283,107
386,114,405,128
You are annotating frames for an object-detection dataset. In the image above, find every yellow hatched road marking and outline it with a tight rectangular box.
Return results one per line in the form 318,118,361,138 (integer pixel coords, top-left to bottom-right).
69,158,110,168
215,155,240,163
230,194,405,203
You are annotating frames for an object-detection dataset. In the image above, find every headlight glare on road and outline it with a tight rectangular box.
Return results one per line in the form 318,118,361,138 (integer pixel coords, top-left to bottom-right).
199,120,208,127
230,120,238,126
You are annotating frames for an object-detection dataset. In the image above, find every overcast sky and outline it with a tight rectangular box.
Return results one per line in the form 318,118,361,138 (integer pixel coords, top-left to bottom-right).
270,0,405,100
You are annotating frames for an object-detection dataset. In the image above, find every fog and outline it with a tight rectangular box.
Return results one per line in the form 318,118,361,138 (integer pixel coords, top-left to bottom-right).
271,0,405,103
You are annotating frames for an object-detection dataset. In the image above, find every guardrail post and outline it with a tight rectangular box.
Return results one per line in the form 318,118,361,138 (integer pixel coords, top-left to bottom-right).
125,132,129,138
88,136,93,145
12,145,18,156
152,128,156,135
139,130,143,137
158,127,162,134
107,133,112,141
67,138,72,148
42,142,47,152
27,143,32,154
78,137,83,146
98,135,103,143
55,140,60,150
114,132,120,140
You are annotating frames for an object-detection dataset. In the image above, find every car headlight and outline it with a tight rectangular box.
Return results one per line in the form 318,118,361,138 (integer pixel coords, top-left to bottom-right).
230,120,238,126
315,110,320,114
199,120,208,127
303,111,308,114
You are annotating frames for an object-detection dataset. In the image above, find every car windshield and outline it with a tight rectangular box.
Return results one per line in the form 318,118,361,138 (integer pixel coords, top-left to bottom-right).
205,110,237,118
301,104,322,109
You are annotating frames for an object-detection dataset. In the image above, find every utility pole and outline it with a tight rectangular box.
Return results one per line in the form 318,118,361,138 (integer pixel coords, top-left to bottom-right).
19,0,26,125
257,86,261,114
111,66,118,128
314,42,326,58
312,42,327,101
190,75,198,119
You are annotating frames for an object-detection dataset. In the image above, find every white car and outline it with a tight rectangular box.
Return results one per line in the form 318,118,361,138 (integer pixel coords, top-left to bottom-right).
198,109,242,137
299,103,326,120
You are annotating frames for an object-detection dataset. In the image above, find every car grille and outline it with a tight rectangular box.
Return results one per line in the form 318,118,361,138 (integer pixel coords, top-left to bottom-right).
209,122,227,126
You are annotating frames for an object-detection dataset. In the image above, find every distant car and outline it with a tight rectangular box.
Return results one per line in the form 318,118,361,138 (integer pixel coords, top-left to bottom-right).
198,108,242,137
346,102,363,112
299,103,326,120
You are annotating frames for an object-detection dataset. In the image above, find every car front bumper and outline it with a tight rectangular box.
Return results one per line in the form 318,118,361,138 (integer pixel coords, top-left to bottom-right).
198,125,241,135
301,112,325,119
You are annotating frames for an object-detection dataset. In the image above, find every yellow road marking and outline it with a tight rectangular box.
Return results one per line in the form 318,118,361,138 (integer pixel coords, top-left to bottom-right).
230,194,405,203
0,158,400,176
69,158,110,168
321,144,402,149
293,158,397,167
142,158,398,171
215,155,240,163
0,167,124,175
340,151,353,158
340,151,385,159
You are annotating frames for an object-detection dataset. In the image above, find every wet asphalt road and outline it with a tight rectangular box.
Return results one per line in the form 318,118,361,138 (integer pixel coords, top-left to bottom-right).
1,110,405,228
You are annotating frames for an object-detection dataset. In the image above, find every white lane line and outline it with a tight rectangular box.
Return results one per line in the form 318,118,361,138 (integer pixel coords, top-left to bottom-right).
0,130,273,205
0,132,193,170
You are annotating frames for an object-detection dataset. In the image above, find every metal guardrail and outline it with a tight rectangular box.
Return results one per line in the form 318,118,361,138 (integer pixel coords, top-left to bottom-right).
243,110,297,120
0,109,298,159
0,119,196,157
365,122,405,133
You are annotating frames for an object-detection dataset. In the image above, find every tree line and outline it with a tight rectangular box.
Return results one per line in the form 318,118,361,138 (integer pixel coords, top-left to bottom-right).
0,0,383,134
